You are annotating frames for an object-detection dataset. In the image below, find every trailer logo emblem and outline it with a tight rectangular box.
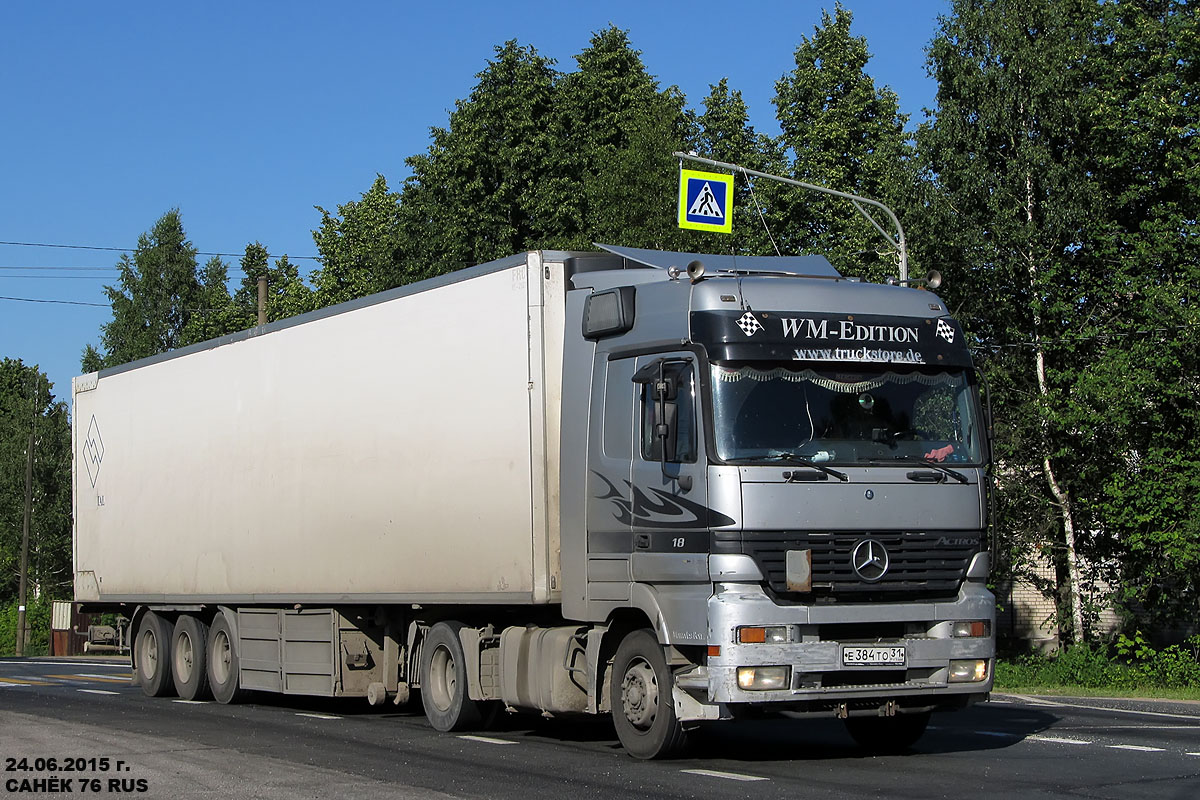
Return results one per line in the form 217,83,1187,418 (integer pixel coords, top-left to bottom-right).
83,416,105,487
851,538,889,582
936,319,956,343
736,312,763,336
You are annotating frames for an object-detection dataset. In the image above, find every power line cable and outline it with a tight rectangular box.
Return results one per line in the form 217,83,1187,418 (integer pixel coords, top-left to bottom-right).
0,295,108,307
0,266,120,271
0,239,322,261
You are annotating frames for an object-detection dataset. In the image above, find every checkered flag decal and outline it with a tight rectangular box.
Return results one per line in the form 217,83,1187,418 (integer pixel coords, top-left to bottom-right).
737,312,763,336
936,319,956,343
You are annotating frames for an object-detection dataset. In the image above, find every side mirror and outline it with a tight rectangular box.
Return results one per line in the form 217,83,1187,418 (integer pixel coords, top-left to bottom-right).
636,359,693,492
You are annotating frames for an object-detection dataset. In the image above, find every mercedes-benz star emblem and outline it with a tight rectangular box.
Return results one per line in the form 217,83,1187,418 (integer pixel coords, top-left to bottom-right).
851,539,890,582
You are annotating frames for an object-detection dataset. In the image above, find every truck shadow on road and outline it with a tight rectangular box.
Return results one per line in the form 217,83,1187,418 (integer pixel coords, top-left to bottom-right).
504,704,1063,761
229,693,1062,761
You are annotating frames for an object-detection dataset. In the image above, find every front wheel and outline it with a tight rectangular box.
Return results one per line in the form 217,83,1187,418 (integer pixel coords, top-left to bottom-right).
610,629,687,759
844,711,931,754
420,621,486,732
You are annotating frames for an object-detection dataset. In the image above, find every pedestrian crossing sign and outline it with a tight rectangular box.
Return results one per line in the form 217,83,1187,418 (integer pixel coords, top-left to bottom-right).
678,168,734,233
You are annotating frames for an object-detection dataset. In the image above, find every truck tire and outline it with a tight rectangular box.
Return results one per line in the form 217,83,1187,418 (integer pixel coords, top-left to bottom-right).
134,611,175,697
420,621,484,732
206,613,245,704
844,710,931,754
610,629,687,759
171,615,212,701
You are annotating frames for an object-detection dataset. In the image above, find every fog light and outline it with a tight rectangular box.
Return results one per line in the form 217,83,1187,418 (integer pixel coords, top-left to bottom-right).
949,659,989,682
951,621,991,638
737,665,791,690
738,626,789,644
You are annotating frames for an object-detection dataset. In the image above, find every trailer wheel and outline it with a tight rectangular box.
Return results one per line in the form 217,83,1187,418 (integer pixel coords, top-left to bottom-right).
171,615,211,701
206,614,245,704
844,711,931,754
420,621,484,732
134,611,175,697
610,629,687,759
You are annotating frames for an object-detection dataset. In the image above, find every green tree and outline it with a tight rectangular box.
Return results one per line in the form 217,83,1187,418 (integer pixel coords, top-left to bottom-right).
179,256,241,346
311,176,405,306
1068,0,1200,628
398,40,563,274
919,0,1200,639
773,4,915,279
0,360,72,605
82,209,202,371
228,244,315,323
555,26,693,251
180,245,317,346
694,78,788,255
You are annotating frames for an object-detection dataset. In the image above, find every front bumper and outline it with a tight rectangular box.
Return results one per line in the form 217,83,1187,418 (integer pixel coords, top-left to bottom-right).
697,580,995,708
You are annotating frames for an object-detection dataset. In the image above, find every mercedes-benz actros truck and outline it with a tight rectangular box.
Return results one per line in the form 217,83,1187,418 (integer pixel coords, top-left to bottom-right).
73,244,994,758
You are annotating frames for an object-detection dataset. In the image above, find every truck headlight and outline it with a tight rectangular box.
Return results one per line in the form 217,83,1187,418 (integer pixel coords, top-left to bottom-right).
951,621,991,638
948,659,989,682
737,666,791,690
737,626,789,644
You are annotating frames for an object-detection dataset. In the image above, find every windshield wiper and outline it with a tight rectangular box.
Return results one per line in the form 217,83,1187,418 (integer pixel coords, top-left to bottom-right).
867,455,968,484
754,453,849,482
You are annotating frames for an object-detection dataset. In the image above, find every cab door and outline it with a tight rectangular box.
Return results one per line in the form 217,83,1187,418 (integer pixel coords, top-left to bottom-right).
627,353,709,555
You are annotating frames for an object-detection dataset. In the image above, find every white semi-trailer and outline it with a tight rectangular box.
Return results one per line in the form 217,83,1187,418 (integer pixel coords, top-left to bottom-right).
73,245,995,758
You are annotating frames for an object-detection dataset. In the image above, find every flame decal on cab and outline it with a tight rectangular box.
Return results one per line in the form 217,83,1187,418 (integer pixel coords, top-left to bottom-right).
591,471,735,529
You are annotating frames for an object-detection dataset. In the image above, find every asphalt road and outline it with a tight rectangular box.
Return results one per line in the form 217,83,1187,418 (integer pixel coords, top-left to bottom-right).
3,657,1199,799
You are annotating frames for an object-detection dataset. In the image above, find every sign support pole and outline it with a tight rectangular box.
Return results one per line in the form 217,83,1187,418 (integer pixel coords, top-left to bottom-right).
674,152,908,281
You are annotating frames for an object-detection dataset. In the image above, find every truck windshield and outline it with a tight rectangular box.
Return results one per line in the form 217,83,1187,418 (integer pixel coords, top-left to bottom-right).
710,364,983,465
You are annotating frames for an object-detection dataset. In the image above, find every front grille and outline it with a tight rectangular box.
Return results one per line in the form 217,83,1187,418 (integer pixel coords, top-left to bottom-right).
713,530,980,601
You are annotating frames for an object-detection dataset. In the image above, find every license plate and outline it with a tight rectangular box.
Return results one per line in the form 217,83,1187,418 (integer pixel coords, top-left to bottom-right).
842,645,906,667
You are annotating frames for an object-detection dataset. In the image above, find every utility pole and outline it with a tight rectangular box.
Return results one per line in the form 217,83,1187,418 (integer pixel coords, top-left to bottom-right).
257,275,268,327
16,369,37,657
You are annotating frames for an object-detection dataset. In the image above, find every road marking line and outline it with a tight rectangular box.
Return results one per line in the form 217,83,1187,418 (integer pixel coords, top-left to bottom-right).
681,769,769,782
997,694,1200,722
975,731,1019,737
78,689,120,696
1107,744,1165,752
0,681,34,688
173,700,206,704
18,661,129,668
1186,752,1200,757
46,673,130,683
77,673,133,680
1027,735,1092,745
986,700,1013,704
457,735,517,745
0,677,54,686
295,713,341,720
1071,724,1200,732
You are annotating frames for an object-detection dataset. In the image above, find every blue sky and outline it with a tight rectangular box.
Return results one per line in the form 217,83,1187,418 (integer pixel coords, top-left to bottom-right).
0,1,949,409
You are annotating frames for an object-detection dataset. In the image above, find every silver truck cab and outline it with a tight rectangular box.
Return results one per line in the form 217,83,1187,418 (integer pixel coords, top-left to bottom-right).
560,245,994,757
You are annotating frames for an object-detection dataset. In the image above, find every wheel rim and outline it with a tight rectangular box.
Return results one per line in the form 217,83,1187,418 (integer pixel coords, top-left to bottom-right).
428,645,456,713
621,657,659,731
140,628,159,681
174,630,194,683
212,630,232,685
